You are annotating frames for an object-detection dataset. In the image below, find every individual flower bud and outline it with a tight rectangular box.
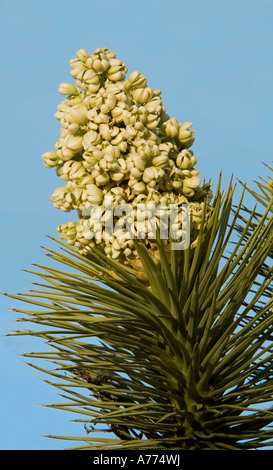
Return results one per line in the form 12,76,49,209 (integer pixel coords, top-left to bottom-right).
124,125,137,140
99,124,112,141
105,93,117,109
111,171,124,182
83,69,99,83
152,155,170,168
111,106,124,121
59,147,75,161
86,184,103,205
131,155,145,172
92,58,105,73
57,221,78,245
70,162,86,179
143,167,158,184
65,134,84,153
146,114,160,129
70,187,84,204
111,129,126,145
59,160,84,180
95,172,110,186
182,186,194,197
124,247,132,257
161,117,179,138
83,130,101,149
97,112,110,124
131,167,142,179
190,155,198,166
41,151,59,168
85,56,94,69
133,181,147,194
145,96,162,113
103,144,120,159
68,123,80,133
117,140,128,153
108,58,123,67
77,49,89,62
70,59,88,79
122,111,135,126
50,187,71,211
184,176,201,189
132,87,153,104
108,69,126,82
176,150,192,169
65,108,87,125
125,71,147,89
177,122,195,147
134,121,144,132
172,180,183,189
58,83,78,95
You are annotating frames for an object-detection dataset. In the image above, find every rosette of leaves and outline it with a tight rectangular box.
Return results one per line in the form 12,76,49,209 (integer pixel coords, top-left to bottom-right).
6,172,273,450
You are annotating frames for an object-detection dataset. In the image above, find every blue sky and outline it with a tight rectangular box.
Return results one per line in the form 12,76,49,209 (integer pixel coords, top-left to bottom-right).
0,0,273,449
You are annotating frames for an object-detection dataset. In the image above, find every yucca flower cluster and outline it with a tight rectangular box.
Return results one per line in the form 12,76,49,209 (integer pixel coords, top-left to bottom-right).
42,47,212,266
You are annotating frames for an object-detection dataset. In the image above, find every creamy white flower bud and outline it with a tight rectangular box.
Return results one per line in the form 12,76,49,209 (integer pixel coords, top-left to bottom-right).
132,87,153,104
133,154,146,171
117,140,128,152
50,187,70,209
178,122,195,146
111,172,124,182
103,145,121,159
83,130,101,149
86,184,103,205
161,118,179,137
105,93,117,109
77,49,89,62
125,71,147,89
176,153,191,169
145,96,162,113
65,134,83,153
111,106,124,121
41,151,59,168
108,70,126,82
146,114,160,129
178,130,192,139
59,161,84,180
65,108,86,125
124,125,137,140
124,248,132,257
184,176,201,189
58,83,78,95
111,129,126,145
98,124,111,141
133,181,146,194
84,69,99,84
191,156,197,166
95,172,110,186
131,167,142,179
143,167,158,183
109,58,123,67
152,155,170,168
92,58,106,72
68,123,80,133
172,180,183,189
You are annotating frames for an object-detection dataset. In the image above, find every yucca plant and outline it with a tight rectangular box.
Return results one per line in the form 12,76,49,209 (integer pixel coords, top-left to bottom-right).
5,48,273,450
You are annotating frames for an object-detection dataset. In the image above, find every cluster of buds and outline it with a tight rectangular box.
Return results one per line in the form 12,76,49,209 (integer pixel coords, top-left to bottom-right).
42,47,213,266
